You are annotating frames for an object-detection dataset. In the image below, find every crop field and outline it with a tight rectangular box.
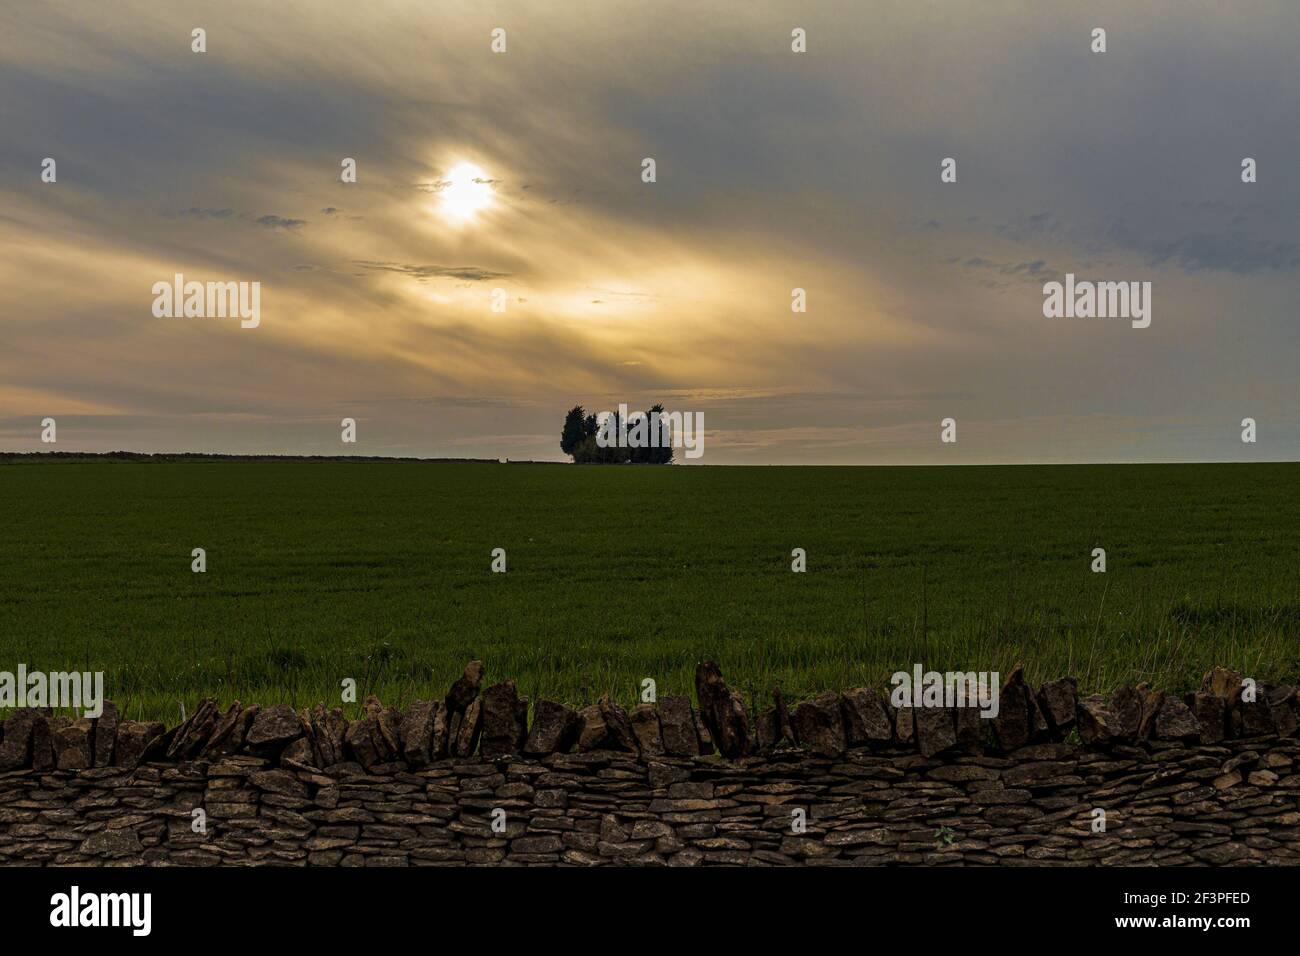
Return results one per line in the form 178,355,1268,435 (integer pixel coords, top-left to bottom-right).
2,459,1298,722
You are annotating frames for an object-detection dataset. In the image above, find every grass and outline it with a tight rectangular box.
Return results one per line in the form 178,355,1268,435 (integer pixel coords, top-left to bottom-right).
1,459,1298,723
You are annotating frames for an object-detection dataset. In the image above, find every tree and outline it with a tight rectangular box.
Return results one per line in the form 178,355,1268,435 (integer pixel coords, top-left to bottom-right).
563,405,670,464
561,405,586,456
646,403,673,464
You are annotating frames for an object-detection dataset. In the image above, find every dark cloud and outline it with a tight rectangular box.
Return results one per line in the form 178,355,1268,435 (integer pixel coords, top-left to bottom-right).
256,215,306,230
1105,220,1300,275
353,261,510,282
169,207,234,220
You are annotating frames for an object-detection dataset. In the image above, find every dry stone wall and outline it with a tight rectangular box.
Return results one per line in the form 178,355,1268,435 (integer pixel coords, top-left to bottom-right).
1,662,1297,866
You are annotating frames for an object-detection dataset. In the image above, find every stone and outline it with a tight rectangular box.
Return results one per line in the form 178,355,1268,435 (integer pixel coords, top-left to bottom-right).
657,695,699,757
1201,665,1244,701
514,696,530,750
281,736,316,768
693,709,715,755
31,715,56,771
914,706,957,758
790,692,846,757
364,696,401,758
114,720,166,768
693,661,750,758
167,697,219,760
250,768,309,797
1239,696,1275,737
992,665,1032,751
0,708,40,770
1136,685,1165,740
630,703,665,756
1189,692,1226,744
480,682,526,760
310,704,348,766
429,701,450,758
893,705,915,745
452,697,482,757
1076,695,1120,746
446,659,485,714
1109,685,1143,741
200,702,246,758
245,704,304,753
1154,696,1199,742
772,687,796,746
53,717,94,770
1036,677,1077,735
576,704,607,752
92,700,118,767
523,699,580,755
227,704,260,755
598,695,638,752
955,703,985,754
1266,685,1297,737
399,699,440,766
841,687,893,746
343,715,378,768
755,708,779,751
80,829,143,859
1025,684,1050,742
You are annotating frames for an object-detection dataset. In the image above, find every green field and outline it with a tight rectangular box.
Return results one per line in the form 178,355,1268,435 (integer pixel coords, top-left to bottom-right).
2,460,1298,723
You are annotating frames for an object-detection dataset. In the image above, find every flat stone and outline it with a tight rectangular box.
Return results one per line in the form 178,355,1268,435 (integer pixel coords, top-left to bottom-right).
657,696,698,757
992,666,1032,751
791,691,845,757
1190,692,1226,744
598,695,638,753
445,660,485,713
1155,696,1200,742
523,699,580,756
480,682,526,760
245,704,304,753
200,702,246,758
399,699,439,767
914,706,957,758
1036,678,1078,735
1077,695,1121,747
452,697,482,757
92,701,118,767
0,708,41,770
694,661,750,758
114,720,166,768
841,687,892,746
167,697,219,759
630,703,664,756
53,717,94,770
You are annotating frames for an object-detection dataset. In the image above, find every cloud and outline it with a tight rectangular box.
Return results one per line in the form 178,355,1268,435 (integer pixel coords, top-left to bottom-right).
256,214,307,230
169,208,234,220
353,261,510,282
1106,220,1300,275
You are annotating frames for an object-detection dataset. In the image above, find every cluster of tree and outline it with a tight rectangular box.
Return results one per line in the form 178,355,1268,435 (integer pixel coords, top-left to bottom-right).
560,404,673,464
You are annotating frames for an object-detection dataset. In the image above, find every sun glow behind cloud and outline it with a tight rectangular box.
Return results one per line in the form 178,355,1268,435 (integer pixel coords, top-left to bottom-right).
437,162,495,224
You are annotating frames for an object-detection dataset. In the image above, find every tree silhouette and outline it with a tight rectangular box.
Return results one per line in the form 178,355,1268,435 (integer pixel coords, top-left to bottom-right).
563,404,673,464
561,405,586,456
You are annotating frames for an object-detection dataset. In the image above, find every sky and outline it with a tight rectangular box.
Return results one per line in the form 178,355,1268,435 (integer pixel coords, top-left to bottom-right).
1,0,1298,464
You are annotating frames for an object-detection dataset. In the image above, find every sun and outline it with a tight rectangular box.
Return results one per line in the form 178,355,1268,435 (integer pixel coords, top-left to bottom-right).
439,162,494,223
